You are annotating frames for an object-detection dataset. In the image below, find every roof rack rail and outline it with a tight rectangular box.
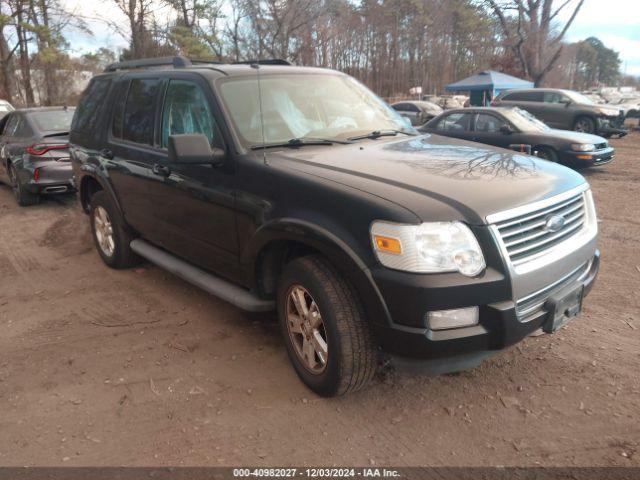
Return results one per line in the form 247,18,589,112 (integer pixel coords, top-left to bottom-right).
104,56,193,72
232,59,291,66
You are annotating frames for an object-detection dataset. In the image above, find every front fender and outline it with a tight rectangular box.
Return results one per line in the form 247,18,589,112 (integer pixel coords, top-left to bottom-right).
242,218,393,328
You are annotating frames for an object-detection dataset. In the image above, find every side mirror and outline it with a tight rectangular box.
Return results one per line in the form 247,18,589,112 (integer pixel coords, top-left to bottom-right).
561,99,572,107
168,134,224,166
500,124,514,135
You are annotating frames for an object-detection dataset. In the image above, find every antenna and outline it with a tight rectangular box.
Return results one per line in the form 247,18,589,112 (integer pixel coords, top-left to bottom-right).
251,62,268,166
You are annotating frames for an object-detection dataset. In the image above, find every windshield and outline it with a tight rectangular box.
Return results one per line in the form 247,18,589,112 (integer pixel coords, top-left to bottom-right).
218,73,414,146
565,91,596,105
30,109,75,132
504,108,550,132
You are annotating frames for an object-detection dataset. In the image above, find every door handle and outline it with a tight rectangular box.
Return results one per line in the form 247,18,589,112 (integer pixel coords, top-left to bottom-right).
100,149,114,160
152,163,171,177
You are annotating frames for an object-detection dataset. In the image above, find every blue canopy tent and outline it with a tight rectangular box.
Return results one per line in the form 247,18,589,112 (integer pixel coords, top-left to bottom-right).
445,70,533,106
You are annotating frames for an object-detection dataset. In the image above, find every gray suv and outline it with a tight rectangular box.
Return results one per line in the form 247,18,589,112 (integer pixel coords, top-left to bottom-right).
493,88,627,137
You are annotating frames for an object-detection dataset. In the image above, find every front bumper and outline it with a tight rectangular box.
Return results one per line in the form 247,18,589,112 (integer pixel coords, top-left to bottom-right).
597,116,628,137
374,250,599,365
560,147,614,167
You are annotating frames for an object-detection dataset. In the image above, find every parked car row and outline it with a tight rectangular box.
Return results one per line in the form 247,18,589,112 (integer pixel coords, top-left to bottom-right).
420,106,614,167
0,59,604,397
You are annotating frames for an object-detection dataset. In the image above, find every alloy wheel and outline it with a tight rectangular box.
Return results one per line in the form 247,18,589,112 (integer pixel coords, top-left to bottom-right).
285,285,329,374
94,206,115,257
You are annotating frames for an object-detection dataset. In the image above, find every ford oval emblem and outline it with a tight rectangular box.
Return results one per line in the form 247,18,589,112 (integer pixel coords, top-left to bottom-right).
544,215,566,232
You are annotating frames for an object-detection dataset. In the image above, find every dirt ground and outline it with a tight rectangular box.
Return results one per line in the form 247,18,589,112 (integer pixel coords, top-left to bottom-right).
0,133,639,468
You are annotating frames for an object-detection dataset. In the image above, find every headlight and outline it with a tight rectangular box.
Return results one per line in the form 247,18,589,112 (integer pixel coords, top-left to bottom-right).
596,107,619,117
371,221,485,276
571,143,595,152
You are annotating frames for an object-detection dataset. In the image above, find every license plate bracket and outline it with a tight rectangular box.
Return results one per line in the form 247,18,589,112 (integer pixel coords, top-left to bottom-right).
543,283,584,333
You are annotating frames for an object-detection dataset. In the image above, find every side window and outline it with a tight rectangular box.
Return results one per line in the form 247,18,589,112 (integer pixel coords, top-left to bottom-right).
161,80,218,148
405,103,420,113
72,77,112,133
543,92,562,103
392,103,408,111
111,80,129,139
437,113,472,132
122,78,161,145
474,114,502,132
3,114,19,136
15,117,33,137
504,91,542,102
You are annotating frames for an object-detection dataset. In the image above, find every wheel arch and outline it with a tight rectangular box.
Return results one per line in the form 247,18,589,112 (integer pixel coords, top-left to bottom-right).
78,172,124,220
246,219,392,329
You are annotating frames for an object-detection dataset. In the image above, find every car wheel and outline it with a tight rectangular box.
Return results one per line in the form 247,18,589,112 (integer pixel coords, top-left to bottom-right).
533,146,558,162
573,116,595,134
277,255,377,396
9,164,38,207
90,191,140,269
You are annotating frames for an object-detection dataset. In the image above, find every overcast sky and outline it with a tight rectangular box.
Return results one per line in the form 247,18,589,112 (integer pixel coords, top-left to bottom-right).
61,0,640,77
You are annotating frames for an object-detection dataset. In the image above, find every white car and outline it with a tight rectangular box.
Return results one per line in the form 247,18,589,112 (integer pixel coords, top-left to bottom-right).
0,100,14,119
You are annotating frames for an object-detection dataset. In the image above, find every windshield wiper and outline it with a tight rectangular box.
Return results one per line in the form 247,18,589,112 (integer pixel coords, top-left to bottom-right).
250,137,352,150
347,129,416,141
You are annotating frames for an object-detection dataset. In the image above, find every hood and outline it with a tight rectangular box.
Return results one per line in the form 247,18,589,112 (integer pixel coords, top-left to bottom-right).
548,129,606,144
271,134,587,225
591,103,622,116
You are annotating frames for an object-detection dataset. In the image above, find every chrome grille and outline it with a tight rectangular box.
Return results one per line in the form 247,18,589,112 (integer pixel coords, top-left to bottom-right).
516,261,590,321
495,192,586,266
595,142,608,150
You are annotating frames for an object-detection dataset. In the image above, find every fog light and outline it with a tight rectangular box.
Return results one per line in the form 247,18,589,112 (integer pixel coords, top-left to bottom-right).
427,307,479,330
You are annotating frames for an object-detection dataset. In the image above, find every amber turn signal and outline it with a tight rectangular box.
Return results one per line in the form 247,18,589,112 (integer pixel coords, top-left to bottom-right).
373,235,402,255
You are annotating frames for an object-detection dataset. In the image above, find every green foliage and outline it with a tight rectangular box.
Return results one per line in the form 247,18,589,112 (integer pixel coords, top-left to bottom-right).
573,36,621,88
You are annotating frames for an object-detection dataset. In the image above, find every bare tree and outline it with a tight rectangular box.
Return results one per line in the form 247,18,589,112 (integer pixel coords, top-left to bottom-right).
485,0,585,86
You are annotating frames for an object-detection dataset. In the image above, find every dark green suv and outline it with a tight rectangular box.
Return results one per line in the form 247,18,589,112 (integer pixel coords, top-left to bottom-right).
70,57,600,396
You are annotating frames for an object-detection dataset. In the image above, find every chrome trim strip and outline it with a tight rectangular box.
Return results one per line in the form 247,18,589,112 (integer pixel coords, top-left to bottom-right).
503,211,584,248
516,261,592,320
486,183,589,224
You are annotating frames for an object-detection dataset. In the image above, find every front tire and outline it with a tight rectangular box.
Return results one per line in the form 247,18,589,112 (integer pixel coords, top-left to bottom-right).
573,116,596,134
9,165,38,207
90,191,140,269
277,255,377,396
534,146,559,162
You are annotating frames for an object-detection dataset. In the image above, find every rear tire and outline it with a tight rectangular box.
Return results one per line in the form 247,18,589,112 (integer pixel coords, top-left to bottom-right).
9,165,38,207
573,116,596,134
90,191,140,269
277,255,377,396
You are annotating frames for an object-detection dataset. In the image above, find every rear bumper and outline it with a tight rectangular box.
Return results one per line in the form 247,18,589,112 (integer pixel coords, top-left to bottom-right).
560,147,614,167
22,162,75,194
374,250,599,365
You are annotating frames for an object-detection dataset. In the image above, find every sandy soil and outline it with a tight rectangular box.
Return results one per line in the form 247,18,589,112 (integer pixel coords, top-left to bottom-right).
0,133,639,467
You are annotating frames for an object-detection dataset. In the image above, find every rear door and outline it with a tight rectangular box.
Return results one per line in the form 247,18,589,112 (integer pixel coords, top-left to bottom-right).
106,75,168,242
499,91,545,120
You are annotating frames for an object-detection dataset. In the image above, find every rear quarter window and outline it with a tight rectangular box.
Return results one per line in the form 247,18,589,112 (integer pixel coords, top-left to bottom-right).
121,78,161,145
72,77,113,133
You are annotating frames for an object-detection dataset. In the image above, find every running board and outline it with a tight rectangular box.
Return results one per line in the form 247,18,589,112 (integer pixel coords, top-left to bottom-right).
130,239,274,312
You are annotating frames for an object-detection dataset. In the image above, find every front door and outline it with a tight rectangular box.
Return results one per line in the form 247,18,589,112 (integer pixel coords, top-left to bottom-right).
153,76,239,278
